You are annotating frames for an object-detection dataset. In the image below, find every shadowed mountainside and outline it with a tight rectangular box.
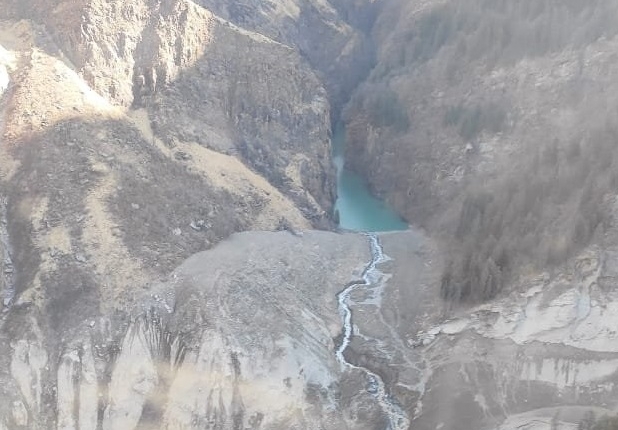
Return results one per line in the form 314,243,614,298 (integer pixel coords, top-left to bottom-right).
343,0,618,301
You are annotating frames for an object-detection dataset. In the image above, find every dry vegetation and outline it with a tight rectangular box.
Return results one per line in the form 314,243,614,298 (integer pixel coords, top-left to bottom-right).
430,0,618,301
375,0,618,75
345,0,618,302
441,126,618,301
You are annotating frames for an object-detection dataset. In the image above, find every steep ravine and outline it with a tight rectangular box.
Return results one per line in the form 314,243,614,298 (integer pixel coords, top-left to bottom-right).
336,233,409,430
332,124,408,232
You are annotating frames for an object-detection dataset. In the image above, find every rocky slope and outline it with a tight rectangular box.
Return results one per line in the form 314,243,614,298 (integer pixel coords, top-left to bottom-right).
408,244,618,430
0,231,374,430
2,0,337,225
191,0,378,116
0,8,334,427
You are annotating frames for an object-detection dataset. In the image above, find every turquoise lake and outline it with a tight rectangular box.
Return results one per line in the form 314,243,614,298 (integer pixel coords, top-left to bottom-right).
332,125,408,232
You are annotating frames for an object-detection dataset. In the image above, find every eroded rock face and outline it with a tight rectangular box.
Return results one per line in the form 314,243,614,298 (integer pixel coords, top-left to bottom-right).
0,11,331,323
2,0,337,223
192,0,378,114
147,19,335,219
0,15,337,428
397,245,618,430
0,231,382,429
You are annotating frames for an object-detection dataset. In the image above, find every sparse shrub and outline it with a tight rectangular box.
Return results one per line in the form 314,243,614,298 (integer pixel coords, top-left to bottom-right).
402,0,618,69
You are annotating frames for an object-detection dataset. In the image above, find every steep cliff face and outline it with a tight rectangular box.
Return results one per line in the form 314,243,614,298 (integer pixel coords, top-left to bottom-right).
192,0,378,115
1,0,336,223
146,20,334,219
0,19,327,422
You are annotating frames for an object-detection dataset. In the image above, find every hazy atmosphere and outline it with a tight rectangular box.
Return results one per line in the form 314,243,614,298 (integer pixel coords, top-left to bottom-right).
0,0,618,429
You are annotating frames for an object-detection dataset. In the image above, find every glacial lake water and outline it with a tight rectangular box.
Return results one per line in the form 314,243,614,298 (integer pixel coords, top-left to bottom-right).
332,125,408,232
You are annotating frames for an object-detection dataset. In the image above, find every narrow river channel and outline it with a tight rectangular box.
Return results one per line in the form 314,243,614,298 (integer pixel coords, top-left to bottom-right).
335,233,410,430
332,125,409,429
